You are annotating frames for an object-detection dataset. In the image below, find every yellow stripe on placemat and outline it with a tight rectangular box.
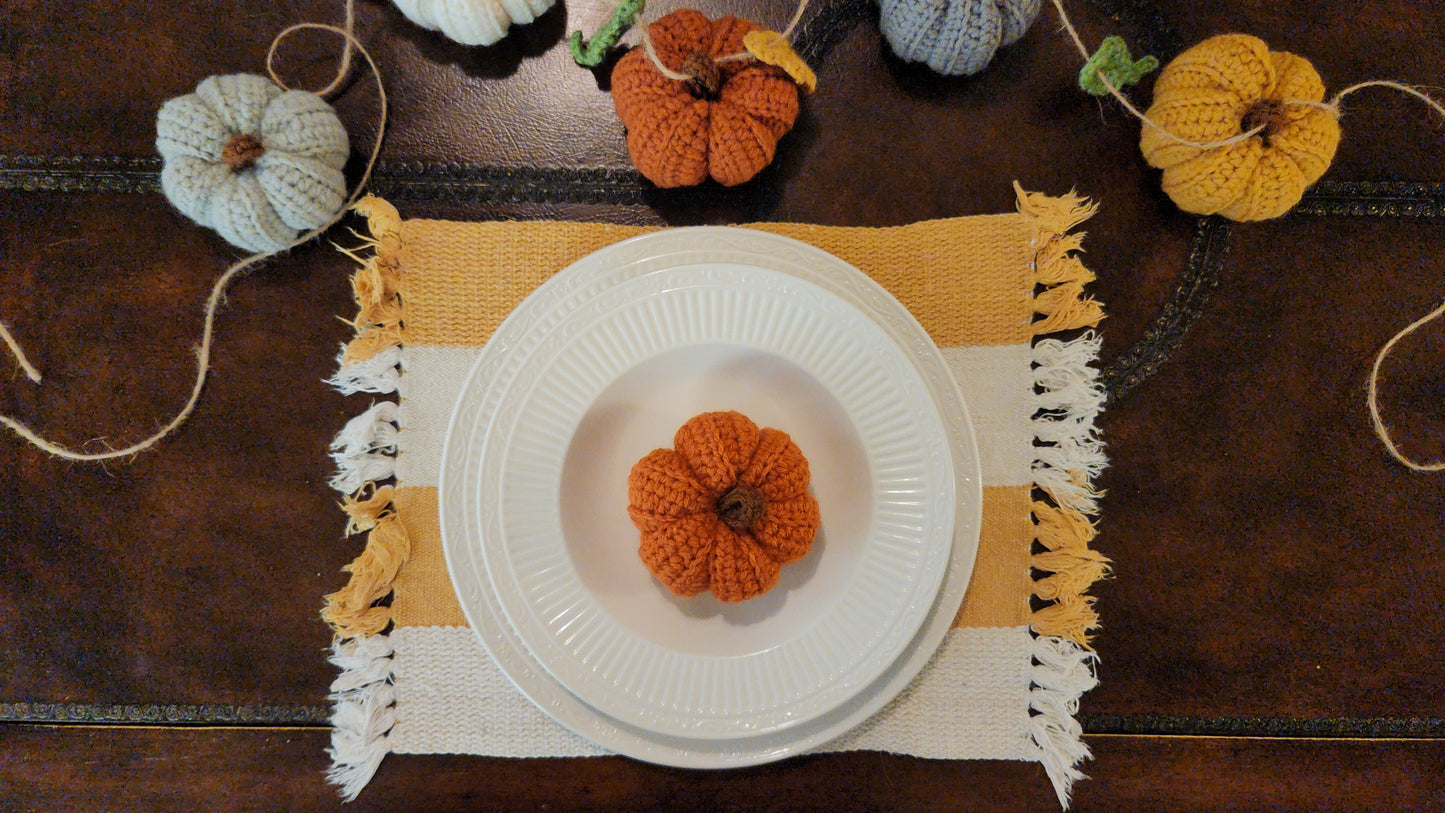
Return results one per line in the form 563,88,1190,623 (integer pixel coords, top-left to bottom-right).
399,216,1036,351
388,485,1033,631
391,486,467,628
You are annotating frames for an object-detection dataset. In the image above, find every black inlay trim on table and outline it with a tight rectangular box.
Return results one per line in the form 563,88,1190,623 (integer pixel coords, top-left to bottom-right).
795,0,873,69
1099,216,1230,404
0,155,162,194
10,155,1445,220
6,701,1443,740
1297,181,1445,218
369,162,646,205
1082,713,1445,740
0,702,330,726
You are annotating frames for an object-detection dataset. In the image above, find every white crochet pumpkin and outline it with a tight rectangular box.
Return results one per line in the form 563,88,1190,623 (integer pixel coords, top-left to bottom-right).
156,74,350,253
391,0,556,46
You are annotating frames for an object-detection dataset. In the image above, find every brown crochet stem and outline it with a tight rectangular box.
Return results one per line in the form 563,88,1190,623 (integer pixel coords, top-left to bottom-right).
716,486,765,532
1241,100,1288,144
222,133,266,171
682,51,722,99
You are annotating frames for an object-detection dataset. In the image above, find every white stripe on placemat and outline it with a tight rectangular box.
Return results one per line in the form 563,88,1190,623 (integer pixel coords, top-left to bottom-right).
396,344,1036,489
387,624,1034,760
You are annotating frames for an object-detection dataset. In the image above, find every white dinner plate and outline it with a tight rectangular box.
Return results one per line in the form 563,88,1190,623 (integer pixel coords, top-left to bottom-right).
439,227,983,766
476,263,955,739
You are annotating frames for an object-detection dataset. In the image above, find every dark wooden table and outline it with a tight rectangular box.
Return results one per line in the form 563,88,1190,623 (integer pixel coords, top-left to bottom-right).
3,1,1443,809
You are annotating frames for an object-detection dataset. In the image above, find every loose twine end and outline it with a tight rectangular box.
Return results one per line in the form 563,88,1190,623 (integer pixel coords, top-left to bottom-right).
0,0,385,461
0,320,42,383
1367,299,1445,473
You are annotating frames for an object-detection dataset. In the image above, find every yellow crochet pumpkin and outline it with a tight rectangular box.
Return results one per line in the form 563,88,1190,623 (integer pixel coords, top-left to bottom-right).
1140,34,1341,221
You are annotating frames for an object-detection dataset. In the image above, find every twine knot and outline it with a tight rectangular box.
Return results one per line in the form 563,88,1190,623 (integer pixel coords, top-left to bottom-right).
1240,99,1289,144
221,133,267,171
716,485,765,532
681,50,722,99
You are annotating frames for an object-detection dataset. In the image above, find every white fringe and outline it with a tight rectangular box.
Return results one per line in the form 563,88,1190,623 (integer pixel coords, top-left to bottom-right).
1031,331,1107,514
1033,334,1106,419
326,634,397,802
327,345,402,395
328,401,400,493
1028,635,1100,809
1029,330,1107,808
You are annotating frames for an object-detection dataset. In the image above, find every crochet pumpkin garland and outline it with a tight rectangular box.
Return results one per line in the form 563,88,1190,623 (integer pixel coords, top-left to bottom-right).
612,10,802,188
627,411,820,603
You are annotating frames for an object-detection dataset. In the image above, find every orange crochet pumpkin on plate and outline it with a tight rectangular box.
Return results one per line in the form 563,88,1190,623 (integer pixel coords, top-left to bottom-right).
611,10,801,188
627,411,820,603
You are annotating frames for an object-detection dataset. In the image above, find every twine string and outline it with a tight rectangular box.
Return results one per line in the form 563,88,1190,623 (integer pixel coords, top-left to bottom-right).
1331,81,1445,471
0,320,40,383
1049,0,1268,149
268,0,357,98
0,0,387,461
1052,0,1445,471
1368,299,1445,472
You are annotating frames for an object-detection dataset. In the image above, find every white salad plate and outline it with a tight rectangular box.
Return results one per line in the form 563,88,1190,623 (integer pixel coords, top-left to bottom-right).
439,227,983,766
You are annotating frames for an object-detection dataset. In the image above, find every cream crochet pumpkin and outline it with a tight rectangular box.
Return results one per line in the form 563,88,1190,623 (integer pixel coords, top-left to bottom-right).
391,0,556,46
156,74,350,253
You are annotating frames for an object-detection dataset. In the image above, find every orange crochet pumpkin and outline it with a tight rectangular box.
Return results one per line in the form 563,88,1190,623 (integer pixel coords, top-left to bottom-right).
627,411,820,603
611,10,800,188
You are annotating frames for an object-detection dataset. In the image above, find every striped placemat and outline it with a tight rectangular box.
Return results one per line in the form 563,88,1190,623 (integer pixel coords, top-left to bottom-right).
321,185,1108,807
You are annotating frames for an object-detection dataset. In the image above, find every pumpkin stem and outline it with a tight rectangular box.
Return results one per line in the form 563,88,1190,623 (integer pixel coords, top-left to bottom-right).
716,486,765,533
681,51,722,100
1241,100,1288,144
221,133,266,172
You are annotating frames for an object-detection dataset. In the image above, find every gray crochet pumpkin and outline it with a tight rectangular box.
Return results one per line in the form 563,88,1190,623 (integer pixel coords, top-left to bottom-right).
156,74,350,253
880,0,1041,76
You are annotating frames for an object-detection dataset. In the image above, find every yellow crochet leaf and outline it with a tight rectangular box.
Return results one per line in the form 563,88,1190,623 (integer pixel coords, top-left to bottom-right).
743,30,816,93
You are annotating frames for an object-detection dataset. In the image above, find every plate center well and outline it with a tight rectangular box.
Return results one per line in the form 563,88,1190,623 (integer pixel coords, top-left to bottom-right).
559,343,873,658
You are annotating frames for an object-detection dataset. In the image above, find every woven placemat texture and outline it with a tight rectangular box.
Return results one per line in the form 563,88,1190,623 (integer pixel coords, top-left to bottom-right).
321,185,1108,807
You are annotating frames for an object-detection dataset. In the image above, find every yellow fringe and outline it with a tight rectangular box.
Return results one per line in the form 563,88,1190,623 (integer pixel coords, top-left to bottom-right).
342,325,404,365
342,485,396,535
351,298,405,334
324,195,410,640
1034,500,1096,551
339,196,406,366
353,195,403,250
1035,244,1095,286
1030,502,1110,645
351,259,402,319
1015,182,1098,236
1031,592,1102,645
1032,553,1110,600
1015,186,1110,648
322,510,412,638
1033,282,1106,334
1016,182,1106,336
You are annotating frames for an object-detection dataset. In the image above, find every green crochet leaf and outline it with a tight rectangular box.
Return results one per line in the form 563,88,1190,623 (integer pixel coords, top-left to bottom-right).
570,0,647,68
1079,36,1159,96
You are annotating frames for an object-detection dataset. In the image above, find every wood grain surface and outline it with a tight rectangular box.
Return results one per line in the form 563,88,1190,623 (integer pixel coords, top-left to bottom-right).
2,0,1443,809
